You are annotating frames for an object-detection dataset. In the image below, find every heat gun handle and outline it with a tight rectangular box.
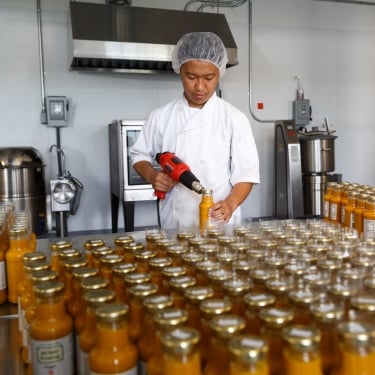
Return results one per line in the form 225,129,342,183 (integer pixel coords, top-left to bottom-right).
155,190,166,200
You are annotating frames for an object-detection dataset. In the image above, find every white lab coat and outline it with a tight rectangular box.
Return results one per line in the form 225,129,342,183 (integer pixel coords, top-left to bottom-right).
131,92,260,230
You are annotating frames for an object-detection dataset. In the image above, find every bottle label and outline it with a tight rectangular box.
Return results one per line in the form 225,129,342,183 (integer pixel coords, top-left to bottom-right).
323,200,329,218
90,367,137,375
31,333,74,375
364,218,375,239
0,261,6,290
330,203,337,221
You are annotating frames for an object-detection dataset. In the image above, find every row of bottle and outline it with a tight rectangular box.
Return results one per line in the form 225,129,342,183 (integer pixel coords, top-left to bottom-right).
17,224,375,375
323,181,375,239
0,203,37,305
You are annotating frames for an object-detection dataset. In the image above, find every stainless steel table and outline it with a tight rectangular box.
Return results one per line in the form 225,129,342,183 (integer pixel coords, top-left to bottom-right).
0,231,148,375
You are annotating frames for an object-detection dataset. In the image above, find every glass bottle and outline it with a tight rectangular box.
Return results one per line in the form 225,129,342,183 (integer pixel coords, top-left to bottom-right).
200,188,214,232
168,275,197,308
344,190,359,229
155,238,176,257
166,245,188,267
50,240,72,274
243,292,276,335
77,288,116,375
363,195,375,240
134,249,157,274
349,294,375,326
148,307,188,375
199,298,233,365
99,253,123,289
223,278,253,317
92,246,114,270
123,241,145,264
228,334,269,375
62,257,88,305
6,225,34,303
128,282,158,342
57,248,81,282
145,229,166,251
160,327,202,375
330,184,342,224
113,235,134,257
161,265,188,295
203,314,246,375
265,277,294,309
281,325,323,375
184,286,214,331
88,303,138,374
354,193,369,237
207,268,233,299
259,307,294,375
112,262,137,303
123,272,151,305
138,294,173,375
310,301,344,375
333,321,375,375
149,256,173,291
29,280,74,375
69,266,98,320
83,238,106,268
288,288,320,325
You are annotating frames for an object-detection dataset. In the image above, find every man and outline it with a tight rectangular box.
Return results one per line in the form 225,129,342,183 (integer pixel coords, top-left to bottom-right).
131,32,259,230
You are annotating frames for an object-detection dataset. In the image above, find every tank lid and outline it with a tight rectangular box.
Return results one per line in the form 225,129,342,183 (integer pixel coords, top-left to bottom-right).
0,147,45,168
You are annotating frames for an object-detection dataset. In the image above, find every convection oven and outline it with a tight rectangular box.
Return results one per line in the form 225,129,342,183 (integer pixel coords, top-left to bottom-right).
108,120,158,232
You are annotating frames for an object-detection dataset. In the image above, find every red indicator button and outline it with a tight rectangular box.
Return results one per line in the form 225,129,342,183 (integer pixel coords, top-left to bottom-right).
257,102,264,110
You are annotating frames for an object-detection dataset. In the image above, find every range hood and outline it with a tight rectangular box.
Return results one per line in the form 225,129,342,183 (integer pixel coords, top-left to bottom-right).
69,2,238,74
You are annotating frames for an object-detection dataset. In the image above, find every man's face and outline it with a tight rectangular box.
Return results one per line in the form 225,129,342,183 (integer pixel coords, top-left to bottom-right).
180,60,220,108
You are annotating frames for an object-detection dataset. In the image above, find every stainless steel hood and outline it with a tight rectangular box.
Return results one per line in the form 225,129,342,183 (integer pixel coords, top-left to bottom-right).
69,2,238,74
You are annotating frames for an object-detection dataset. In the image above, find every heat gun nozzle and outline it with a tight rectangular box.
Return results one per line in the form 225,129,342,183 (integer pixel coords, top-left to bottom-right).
192,181,205,194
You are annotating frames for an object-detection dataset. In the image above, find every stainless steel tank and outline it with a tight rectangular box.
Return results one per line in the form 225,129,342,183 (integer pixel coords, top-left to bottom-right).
299,134,337,217
0,147,46,234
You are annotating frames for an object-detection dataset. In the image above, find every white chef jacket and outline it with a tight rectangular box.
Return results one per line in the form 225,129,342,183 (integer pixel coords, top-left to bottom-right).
131,92,260,230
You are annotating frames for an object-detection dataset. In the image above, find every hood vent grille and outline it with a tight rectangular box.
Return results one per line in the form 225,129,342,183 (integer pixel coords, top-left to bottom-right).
69,2,238,74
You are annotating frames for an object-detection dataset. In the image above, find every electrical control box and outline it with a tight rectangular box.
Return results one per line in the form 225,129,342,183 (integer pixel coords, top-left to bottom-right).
293,99,310,127
45,96,70,127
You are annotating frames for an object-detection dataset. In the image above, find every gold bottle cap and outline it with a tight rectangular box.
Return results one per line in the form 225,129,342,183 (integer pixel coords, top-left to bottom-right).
259,307,294,328
223,278,253,296
284,262,306,278
207,269,233,283
63,257,88,271
58,248,81,260
84,288,116,306
206,227,225,238
338,321,375,346
99,254,124,266
188,237,210,248
328,283,357,299
84,239,105,250
209,314,246,339
112,263,137,277
124,242,145,254
24,260,50,273
155,239,176,251
114,235,134,247
250,269,277,283
134,249,157,261
199,243,219,256
243,292,276,311
282,325,321,350
228,335,268,362
143,294,173,312
72,267,99,280
310,301,345,323
181,252,204,265
129,283,158,299
216,253,237,265
154,308,188,328
149,257,173,270
169,275,196,291
338,267,366,282
289,289,320,307
264,255,287,269
31,270,58,284
233,226,252,237
162,266,188,279
176,231,196,241
217,235,237,246
96,302,129,322
258,239,278,249
230,241,250,253
33,280,64,298
317,258,342,271
350,294,375,312
233,260,255,273
23,252,47,264
199,298,232,317
303,272,330,288
92,246,114,259
166,245,187,257
50,240,73,252
184,286,214,303
160,327,200,355
124,272,152,285
195,260,220,273
145,230,166,243
80,276,109,291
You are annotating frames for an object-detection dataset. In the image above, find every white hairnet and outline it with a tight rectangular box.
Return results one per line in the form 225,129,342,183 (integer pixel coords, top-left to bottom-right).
171,32,228,77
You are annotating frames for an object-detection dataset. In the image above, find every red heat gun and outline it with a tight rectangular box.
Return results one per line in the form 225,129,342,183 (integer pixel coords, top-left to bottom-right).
154,152,205,200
